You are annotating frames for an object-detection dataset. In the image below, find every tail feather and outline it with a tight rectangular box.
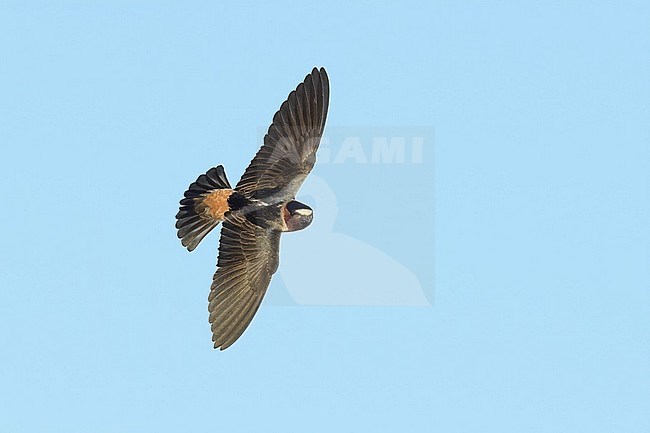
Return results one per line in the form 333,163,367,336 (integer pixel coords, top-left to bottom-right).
176,165,232,252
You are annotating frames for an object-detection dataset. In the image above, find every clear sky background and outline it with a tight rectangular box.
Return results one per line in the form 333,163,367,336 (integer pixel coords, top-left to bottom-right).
1,1,649,432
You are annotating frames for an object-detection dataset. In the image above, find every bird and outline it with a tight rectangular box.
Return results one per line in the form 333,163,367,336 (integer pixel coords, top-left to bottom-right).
175,67,329,350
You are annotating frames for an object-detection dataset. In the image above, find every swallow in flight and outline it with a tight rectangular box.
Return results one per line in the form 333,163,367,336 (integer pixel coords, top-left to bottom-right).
176,68,329,349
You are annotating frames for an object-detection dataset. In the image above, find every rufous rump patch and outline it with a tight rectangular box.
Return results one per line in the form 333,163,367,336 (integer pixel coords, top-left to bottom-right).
198,189,233,220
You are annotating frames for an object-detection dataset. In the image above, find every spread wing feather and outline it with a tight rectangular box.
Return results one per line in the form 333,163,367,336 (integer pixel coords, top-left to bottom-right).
235,67,329,203
208,212,281,350
202,68,330,350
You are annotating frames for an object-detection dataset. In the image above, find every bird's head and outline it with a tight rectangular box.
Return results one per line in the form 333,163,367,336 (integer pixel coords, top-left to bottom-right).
283,201,313,232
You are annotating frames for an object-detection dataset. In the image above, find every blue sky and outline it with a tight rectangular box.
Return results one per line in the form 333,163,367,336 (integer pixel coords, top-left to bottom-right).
1,1,648,432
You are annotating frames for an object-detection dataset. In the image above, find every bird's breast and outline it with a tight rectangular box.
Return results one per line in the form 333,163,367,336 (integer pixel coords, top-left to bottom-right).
239,202,286,232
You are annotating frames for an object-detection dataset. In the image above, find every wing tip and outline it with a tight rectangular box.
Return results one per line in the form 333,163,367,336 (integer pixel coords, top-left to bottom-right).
309,67,329,88
312,66,327,76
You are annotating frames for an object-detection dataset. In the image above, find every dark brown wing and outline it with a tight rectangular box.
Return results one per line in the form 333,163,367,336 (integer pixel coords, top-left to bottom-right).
207,211,281,350
235,67,330,203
